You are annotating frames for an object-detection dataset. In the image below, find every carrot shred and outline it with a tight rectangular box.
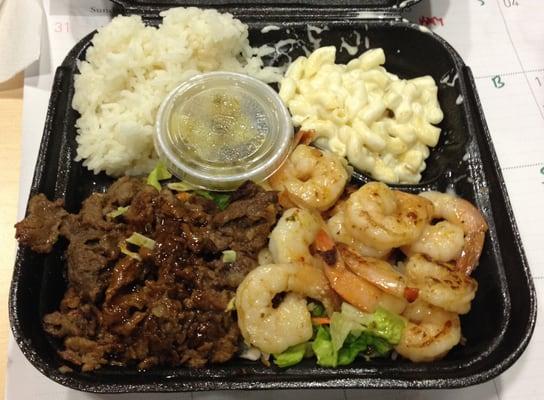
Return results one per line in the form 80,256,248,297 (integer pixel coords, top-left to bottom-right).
311,317,331,325
176,192,191,202
314,229,335,252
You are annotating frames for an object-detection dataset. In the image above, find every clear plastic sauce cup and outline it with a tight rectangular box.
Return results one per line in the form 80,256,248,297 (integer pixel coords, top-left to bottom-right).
155,72,293,191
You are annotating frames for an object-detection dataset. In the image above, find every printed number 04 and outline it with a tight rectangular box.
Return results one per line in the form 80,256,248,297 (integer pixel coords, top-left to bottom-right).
503,0,519,7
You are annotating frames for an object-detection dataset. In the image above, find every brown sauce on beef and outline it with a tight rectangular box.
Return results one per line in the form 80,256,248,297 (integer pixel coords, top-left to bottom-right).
15,178,280,371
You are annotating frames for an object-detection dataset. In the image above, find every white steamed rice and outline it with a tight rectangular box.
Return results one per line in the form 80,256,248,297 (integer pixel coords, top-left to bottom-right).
72,7,283,176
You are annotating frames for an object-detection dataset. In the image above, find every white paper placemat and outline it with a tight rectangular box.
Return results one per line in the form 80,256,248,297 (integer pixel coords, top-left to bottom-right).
6,1,544,398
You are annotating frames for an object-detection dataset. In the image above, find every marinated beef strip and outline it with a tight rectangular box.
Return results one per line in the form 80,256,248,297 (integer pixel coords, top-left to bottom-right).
14,194,68,253
15,179,280,371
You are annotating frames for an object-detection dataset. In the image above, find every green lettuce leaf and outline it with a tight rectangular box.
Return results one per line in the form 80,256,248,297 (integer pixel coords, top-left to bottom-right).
363,335,393,358
337,333,369,365
313,303,404,367
337,333,393,365
194,190,231,210
312,326,337,367
147,162,172,191
330,310,361,352
308,302,326,318
273,343,307,368
339,303,404,345
168,182,231,210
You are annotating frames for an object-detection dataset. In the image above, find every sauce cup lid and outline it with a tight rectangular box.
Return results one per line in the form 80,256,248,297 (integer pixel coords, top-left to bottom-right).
155,72,293,191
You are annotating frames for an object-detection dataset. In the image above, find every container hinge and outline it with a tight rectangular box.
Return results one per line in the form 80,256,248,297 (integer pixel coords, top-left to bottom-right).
349,10,403,21
111,2,402,22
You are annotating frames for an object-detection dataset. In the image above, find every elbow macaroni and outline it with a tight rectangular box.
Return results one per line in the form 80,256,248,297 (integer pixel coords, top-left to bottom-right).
279,47,444,184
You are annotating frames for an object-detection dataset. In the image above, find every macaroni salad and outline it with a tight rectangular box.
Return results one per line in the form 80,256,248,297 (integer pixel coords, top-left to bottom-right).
279,47,443,184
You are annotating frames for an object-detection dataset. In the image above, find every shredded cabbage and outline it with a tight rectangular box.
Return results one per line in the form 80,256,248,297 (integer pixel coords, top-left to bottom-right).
222,250,237,263
337,303,405,345
265,303,404,368
167,181,195,192
106,206,129,219
195,190,231,210
126,232,156,250
147,162,172,191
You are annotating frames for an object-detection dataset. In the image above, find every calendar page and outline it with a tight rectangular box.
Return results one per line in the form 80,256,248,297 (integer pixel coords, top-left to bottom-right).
6,1,544,399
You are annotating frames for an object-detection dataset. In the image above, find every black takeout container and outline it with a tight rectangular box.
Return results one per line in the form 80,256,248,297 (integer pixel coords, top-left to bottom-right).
9,0,537,393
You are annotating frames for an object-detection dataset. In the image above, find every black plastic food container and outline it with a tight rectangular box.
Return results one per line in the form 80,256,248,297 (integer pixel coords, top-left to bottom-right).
9,0,537,393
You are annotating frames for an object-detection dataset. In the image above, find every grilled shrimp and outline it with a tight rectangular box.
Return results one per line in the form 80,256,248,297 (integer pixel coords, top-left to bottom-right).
327,206,392,259
313,230,407,315
268,144,349,211
419,191,488,275
395,299,461,362
269,208,323,264
344,182,434,250
338,244,419,303
401,221,465,263
236,262,340,355
404,254,477,314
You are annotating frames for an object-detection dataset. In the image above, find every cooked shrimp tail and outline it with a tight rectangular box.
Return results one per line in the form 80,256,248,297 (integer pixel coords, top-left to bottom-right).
460,230,486,275
293,129,317,147
344,182,434,250
236,262,340,355
405,254,477,314
395,300,461,362
419,191,488,274
313,230,407,315
327,205,392,259
268,144,349,211
269,208,324,264
401,220,465,263
338,244,419,303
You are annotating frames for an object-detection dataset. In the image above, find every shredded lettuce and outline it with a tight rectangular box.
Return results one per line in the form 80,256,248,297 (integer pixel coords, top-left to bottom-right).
106,206,128,219
126,232,156,250
338,303,404,345
312,326,337,367
165,181,232,210
337,333,392,365
268,303,403,369
310,303,405,367
194,190,231,210
308,302,326,318
362,335,394,359
211,193,231,210
222,250,237,263
273,343,308,368
330,309,361,352
336,333,369,365
147,162,172,191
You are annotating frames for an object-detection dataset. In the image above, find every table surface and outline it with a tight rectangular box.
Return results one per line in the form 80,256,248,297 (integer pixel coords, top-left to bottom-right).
0,73,23,400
